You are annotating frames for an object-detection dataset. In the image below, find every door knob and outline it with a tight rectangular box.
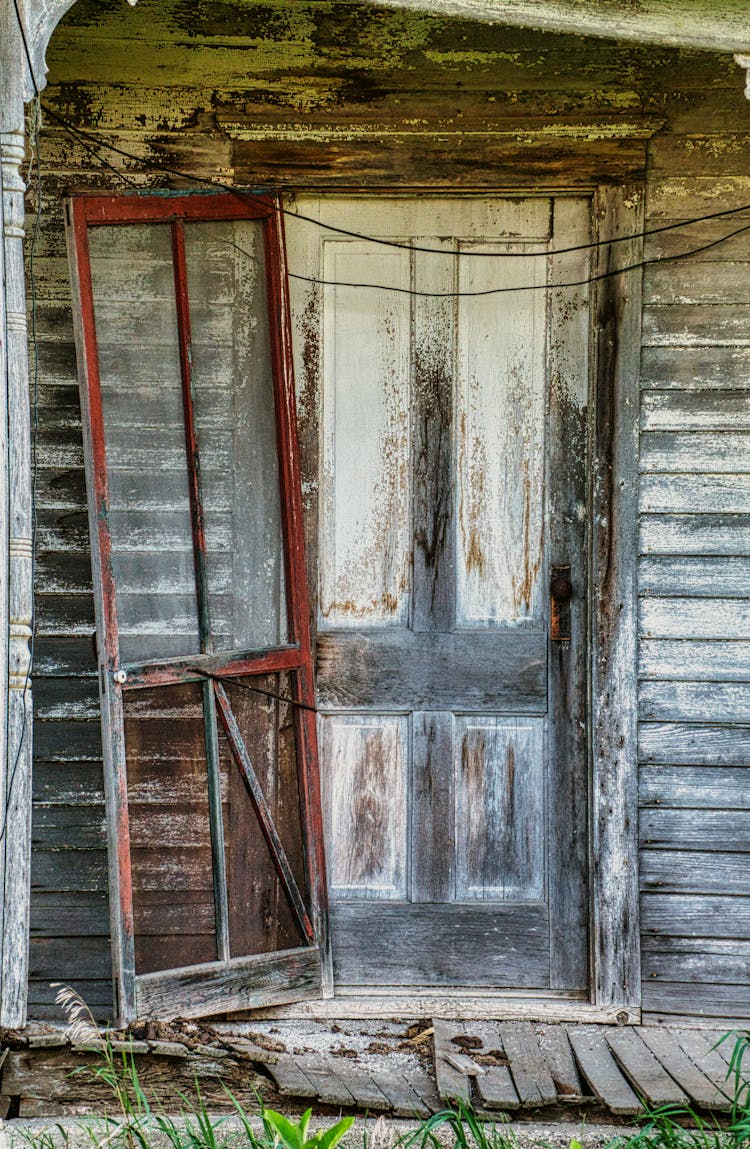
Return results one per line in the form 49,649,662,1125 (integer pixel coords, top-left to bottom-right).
550,572,573,602
550,565,572,642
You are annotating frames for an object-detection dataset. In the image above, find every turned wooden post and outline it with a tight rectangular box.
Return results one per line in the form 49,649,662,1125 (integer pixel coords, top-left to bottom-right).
0,0,34,1027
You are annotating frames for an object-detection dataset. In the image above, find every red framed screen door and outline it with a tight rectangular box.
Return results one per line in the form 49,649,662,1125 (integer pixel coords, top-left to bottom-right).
66,191,330,1023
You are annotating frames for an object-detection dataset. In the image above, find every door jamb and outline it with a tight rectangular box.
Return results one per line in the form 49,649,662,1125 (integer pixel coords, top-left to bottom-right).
588,183,643,1013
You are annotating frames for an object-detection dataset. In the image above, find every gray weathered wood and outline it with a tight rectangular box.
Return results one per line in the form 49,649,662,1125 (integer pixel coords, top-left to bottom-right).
641,633,750,680
641,851,750,894
639,556,750,596
135,947,322,1018
330,903,549,987
316,630,547,711
536,1025,583,1099
643,982,750,1018
498,1022,557,1106
641,390,750,431
641,477,750,515
641,893,750,937
671,1028,737,1092
641,810,750,851
433,1021,473,1103
0,16,33,1026
589,183,642,1010
641,346,750,390
641,514,750,556
639,723,750,765
411,712,455,902
642,937,750,984
547,196,590,993
641,432,750,473
641,766,750,808
567,1027,643,1116
603,1026,688,1107
368,1068,433,1117
640,599,750,640
640,681,750,723
636,1026,732,1110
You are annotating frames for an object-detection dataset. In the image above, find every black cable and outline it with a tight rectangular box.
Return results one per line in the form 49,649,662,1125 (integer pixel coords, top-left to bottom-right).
11,0,40,99
189,667,318,713
39,101,750,264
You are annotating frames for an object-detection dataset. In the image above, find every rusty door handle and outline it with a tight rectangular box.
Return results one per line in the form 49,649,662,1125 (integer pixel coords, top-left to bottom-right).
550,565,572,642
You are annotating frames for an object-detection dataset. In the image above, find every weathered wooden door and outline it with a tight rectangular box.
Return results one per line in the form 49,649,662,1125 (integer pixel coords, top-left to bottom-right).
289,196,591,993
67,192,329,1022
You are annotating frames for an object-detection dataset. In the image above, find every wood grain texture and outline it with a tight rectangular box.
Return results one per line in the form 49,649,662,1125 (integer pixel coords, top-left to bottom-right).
590,184,642,1009
603,1026,688,1106
316,630,547,711
330,902,549,987
135,947,322,1018
567,1027,643,1116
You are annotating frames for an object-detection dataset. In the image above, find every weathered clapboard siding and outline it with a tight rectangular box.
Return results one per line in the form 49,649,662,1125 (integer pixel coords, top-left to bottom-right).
638,71,750,1018
22,0,750,1019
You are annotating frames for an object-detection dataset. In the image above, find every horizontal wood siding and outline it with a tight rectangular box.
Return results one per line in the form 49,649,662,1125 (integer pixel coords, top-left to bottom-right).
639,90,750,1017
25,0,750,1018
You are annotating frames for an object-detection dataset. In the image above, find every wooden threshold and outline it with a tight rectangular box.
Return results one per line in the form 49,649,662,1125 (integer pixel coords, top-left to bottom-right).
250,990,639,1023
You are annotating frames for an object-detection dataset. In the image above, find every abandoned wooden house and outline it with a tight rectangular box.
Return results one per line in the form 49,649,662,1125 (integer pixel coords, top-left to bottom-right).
2,0,750,1048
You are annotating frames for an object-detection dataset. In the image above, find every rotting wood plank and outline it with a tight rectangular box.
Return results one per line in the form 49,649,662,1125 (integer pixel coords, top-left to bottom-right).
536,1025,583,1100
295,1060,357,1108
317,1063,392,1112
636,1027,732,1111
269,1056,318,1099
498,1022,557,1107
433,1021,473,1103
567,1027,643,1116
368,1068,432,1118
603,1027,688,1107
470,1022,520,1112
670,1028,736,1096
399,1065,442,1115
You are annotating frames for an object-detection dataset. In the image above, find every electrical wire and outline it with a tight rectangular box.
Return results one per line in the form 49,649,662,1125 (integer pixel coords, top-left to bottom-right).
39,102,750,267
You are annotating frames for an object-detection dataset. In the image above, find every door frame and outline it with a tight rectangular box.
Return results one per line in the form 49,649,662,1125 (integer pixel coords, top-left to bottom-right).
279,183,643,1022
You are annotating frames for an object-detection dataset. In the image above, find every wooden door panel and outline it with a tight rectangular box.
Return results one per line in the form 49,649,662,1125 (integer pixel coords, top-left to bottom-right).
316,630,547,710
454,717,545,901
320,714,408,900
330,903,549,987
320,241,412,627
456,248,547,626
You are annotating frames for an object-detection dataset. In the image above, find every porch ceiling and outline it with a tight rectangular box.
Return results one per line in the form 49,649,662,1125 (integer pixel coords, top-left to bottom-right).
377,0,750,54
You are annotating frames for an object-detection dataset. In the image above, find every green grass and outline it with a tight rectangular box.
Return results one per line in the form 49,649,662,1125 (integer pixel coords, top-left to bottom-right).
20,988,750,1149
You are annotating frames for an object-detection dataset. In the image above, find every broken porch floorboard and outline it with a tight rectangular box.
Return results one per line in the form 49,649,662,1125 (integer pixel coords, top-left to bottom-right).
431,1021,738,1118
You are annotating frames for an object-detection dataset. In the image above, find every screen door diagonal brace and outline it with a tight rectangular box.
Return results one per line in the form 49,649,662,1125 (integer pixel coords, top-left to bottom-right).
212,680,316,945
189,666,318,712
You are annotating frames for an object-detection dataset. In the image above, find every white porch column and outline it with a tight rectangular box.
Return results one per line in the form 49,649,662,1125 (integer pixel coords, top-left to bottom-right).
0,0,34,1028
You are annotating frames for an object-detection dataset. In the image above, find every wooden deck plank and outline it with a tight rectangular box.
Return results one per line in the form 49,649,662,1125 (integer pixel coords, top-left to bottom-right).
637,1027,732,1111
433,1021,473,1103
401,1064,442,1114
325,1064,393,1111
269,1056,318,1098
568,1027,644,1116
476,1065,521,1112
536,1024,583,1100
294,1060,357,1107
604,1027,689,1107
369,1069,432,1118
499,1022,557,1107
672,1028,737,1095
472,1023,520,1112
